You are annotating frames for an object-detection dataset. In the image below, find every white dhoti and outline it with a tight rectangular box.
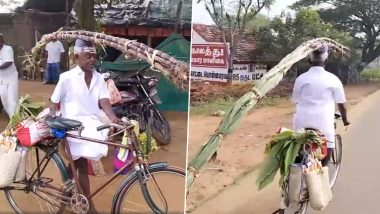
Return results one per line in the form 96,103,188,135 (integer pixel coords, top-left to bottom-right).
66,115,109,161
293,111,335,148
0,73,18,118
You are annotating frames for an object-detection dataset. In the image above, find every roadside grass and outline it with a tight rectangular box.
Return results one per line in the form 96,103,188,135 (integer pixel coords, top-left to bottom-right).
190,96,289,116
361,68,380,81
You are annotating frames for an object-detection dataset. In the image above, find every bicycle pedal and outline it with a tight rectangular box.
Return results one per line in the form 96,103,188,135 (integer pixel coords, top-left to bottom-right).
39,177,54,184
63,179,77,191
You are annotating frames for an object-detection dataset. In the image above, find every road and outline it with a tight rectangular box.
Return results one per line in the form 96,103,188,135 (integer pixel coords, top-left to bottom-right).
190,89,380,214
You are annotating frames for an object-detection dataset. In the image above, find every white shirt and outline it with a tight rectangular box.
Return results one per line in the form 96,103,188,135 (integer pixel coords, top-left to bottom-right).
51,65,110,119
292,66,346,144
0,45,17,77
45,41,65,64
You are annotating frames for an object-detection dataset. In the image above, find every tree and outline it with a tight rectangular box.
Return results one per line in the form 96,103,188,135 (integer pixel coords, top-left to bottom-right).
292,0,380,70
74,0,96,31
198,0,274,84
246,13,270,31
255,8,358,83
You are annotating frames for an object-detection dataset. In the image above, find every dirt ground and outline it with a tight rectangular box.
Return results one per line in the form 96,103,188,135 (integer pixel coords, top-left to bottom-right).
186,82,380,212
0,80,188,213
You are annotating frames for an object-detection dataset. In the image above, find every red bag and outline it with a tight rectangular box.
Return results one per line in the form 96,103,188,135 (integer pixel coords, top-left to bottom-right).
17,119,50,147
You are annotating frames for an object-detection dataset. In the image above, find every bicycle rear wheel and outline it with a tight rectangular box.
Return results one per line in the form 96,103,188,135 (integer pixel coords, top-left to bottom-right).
112,163,185,214
4,145,70,214
329,134,342,188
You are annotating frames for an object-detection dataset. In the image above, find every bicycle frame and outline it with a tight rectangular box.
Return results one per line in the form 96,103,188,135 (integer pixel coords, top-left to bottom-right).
5,123,151,204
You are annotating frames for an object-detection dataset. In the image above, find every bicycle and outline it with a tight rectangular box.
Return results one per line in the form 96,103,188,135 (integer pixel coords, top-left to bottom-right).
278,113,344,214
1,116,185,214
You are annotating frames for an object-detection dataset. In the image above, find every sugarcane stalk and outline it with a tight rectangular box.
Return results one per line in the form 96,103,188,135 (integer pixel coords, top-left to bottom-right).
25,30,189,91
186,37,348,192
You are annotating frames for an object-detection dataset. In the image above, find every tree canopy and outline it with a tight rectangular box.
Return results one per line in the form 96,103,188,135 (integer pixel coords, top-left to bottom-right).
254,8,359,83
292,0,380,67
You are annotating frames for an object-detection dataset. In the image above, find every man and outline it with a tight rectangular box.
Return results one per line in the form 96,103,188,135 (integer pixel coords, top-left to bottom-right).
43,38,65,84
49,39,119,212
291,43,350,165
0,33,18,118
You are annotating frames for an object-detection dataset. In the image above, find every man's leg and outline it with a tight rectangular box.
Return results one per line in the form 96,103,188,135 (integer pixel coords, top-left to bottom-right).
68,158,98,213
2,76,18,118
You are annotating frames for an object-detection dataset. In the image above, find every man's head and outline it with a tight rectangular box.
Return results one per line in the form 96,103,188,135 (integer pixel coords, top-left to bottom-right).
74,39,97,73
0,33,4,49
309,43,329,66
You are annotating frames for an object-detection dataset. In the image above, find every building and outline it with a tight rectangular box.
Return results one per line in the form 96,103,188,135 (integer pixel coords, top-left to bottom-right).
191,23,267,83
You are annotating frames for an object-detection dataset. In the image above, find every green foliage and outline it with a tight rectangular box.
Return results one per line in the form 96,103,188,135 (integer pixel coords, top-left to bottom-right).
255,8,354,64
256,129,324,191
7,95,45,130
361,68,380,81
246,13,270,31
137,132,159,158
292,0,380,65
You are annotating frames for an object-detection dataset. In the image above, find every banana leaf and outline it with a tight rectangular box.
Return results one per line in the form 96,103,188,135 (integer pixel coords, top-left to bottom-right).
256,141,283,190
6,95,45,130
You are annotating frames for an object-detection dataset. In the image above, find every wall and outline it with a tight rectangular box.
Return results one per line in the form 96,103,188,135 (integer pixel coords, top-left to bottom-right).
0,11,68,74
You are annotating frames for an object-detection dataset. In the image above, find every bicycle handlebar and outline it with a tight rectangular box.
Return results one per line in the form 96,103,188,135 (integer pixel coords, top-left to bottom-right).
96,117,133,131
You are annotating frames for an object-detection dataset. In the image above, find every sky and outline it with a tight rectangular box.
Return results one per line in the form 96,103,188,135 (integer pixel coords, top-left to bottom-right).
0,0,298,23
0,0,26,13
192,0,299,24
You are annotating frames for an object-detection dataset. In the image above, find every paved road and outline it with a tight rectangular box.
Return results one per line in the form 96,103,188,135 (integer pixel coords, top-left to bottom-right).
191,90,380,214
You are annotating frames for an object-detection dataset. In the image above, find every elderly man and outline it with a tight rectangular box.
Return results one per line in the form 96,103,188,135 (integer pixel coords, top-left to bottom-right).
49,39,119,212
0,33,18,118
292,44,350,165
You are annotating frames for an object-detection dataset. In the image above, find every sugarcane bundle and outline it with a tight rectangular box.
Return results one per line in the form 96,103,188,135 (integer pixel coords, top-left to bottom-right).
186,38,348,192
25,29,189,91
256,128,325,191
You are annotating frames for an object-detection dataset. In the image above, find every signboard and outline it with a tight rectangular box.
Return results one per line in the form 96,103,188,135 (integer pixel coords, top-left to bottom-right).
191,44,228,68
191,42,267,82
191,67,228,82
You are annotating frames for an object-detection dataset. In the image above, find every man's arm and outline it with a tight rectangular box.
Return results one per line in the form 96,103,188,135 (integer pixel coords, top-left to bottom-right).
337,103,350,126
291,78,301,104
333,79,350,126
0,62,12,70
0,46,14,70
49,74,65,117
99,77,119,123
99,98,119,123
49,102,60,117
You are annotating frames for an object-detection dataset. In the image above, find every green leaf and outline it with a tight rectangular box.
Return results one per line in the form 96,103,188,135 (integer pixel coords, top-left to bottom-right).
256,141,283,190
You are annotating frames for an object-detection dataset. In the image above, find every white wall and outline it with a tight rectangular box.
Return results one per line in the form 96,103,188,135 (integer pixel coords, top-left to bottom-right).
192,31,207,44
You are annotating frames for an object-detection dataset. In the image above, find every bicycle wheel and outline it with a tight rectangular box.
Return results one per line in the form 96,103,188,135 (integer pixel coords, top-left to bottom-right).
112,163,185,214
329,134,342,188
4,145,71,214
284,201,309,214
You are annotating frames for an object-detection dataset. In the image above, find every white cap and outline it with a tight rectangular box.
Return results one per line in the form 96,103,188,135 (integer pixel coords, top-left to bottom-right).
309,43,329,62
73,39,96,54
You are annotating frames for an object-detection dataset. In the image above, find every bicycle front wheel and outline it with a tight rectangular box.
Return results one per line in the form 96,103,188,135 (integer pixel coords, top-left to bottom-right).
4,145,70,214
112,164,185,214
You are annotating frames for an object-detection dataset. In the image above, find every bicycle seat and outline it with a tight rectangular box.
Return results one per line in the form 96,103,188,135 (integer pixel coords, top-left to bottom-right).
45,116,82,130
335,113,341,119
